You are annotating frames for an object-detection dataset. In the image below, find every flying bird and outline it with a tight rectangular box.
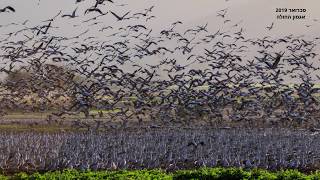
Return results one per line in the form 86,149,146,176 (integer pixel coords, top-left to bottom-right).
145,5,155,13
146,16,156,21
172,21,183,26
42,10,62,22
266,22,274,30
0,6,15,13
62,7,78,18
109,11,130,21
99,26,113,32
85,7,106,15
265,52,285,69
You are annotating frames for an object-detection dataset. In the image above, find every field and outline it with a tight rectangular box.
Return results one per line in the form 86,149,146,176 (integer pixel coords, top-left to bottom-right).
0,127,319,174
0,82,320,175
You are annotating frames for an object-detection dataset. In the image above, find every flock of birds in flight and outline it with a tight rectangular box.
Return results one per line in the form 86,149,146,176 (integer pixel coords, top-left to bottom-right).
0,0,320,129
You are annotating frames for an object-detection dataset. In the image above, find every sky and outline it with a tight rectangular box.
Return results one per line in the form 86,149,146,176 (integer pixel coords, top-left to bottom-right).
1,0,319,37
0,0,319,80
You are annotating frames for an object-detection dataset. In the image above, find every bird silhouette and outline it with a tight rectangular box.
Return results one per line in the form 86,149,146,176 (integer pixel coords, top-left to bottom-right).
264,52,285,69
109,11,130,21
85,7,106,15
0,6,15,13
266,22,274,30
62,7,78,18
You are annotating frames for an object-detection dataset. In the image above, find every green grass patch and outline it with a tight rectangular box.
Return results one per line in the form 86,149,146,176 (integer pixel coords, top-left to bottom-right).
2,168,320,180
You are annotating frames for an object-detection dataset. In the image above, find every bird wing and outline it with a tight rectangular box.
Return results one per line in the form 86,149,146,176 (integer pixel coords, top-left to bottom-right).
95,9,103,15
5,6,15,12
135,25,147,29
110,11,121,20
267,22,274,30
51,10,62,19
84,9,90,14
272,52,284,68
122,11,130,18
72,7,78,16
